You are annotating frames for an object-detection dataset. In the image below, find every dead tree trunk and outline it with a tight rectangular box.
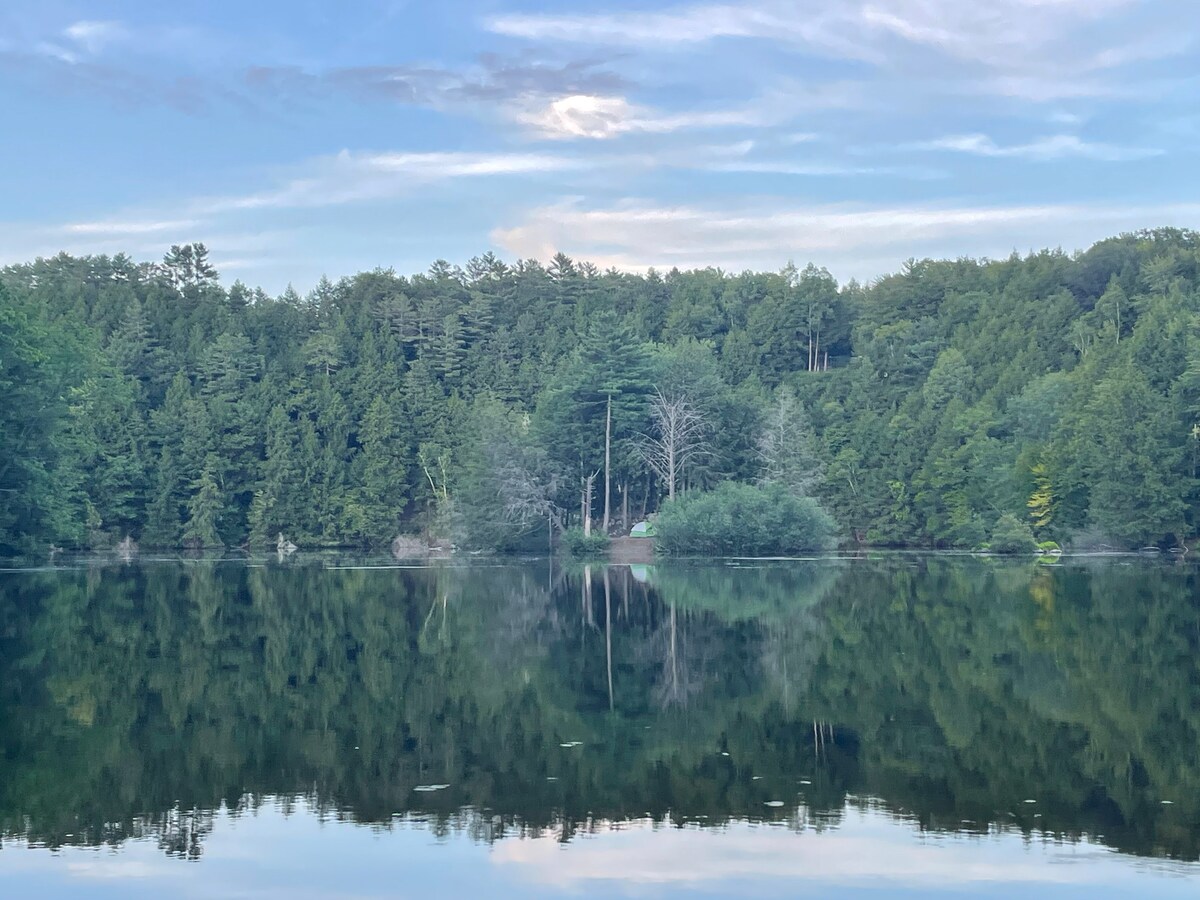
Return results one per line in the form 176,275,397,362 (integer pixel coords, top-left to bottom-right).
640,389,709,505
582,470,598,537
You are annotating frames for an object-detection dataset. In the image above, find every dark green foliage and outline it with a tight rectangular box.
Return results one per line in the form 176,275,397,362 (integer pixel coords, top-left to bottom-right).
0,282,91,551
656,482,836,556
5,229,1200,551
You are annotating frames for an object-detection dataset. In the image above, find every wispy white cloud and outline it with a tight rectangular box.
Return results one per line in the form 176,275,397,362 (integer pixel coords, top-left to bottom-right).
912,133,1162,161
63,20,128,55
488,0,1140,61
488,4,887,64
488,0,1186,102
491,197,1200,279
32,20,129,64
1048,111,1088,127
966,74,1143,102
18,149,593,273
489,5,766,47
0,219,296,276
703,159,943,179
34,41,79,64
197,149,589,213
857,0,1141,68
513,93,775,140
62,218,201,236
207,256,275,273
510,80,863,140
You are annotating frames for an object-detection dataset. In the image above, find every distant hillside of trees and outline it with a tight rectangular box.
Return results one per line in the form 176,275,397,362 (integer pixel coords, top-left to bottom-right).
3,228,1199,553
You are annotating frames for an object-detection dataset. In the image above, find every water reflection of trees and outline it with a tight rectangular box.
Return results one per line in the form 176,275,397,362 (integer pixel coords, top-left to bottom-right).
0,557,1197,862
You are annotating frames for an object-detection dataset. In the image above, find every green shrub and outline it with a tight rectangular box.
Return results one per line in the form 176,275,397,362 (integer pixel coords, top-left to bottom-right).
655,482,836,557
989,513,1037,554
561,528,610,557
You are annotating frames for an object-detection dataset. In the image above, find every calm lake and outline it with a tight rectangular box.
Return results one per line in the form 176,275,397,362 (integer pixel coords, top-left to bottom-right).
1,556,1198,897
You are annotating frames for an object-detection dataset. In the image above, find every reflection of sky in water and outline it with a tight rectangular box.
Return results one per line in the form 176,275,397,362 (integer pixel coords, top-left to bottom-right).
3,799,1197,899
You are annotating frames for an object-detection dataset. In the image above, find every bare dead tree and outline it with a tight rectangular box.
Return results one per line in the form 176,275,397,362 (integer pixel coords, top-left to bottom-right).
639,388,710,502
581,468,600,536
489,438,563,550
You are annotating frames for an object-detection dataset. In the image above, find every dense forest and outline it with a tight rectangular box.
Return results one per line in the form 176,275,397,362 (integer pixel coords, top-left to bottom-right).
3,228,1200,553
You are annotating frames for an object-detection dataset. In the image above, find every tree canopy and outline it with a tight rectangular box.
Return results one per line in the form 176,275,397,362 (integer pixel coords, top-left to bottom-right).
4,230,1200,552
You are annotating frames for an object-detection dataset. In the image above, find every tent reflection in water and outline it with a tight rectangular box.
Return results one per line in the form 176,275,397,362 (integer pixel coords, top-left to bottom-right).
628,564,652,584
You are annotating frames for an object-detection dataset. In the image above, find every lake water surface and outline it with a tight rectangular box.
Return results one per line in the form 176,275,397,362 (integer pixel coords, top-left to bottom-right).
1,556,1197,897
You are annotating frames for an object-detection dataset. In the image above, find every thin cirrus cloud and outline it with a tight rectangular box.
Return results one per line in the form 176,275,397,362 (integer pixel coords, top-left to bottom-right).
62,218,201,237
32,19,128,64
490,197,1200,280
487,0,1143,58
911,133,1163,162
242,55,631,110
487,0,1188,98
62,20,128,54
486,2,883,61
31,148,595,261
194,149,592,215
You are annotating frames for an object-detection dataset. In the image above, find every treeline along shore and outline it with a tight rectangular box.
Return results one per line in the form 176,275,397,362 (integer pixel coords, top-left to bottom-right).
3,229,1199,554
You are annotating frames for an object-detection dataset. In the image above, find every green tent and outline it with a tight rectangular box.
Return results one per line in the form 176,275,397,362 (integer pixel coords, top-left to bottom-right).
630,521,656,538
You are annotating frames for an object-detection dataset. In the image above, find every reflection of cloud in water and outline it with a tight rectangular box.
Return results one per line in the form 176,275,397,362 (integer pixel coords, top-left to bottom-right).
65,859,175,880
490,808,1171,891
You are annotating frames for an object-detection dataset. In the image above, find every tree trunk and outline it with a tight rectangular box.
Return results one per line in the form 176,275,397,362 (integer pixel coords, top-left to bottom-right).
603,394,612,534
621,480,629,531
667,439,676,501
583,471,596,537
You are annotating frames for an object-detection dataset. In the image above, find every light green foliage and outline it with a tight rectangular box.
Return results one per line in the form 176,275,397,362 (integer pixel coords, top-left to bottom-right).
561,527,610,557
758,386,823,497
656,482,836,556
988,513,1037,554
182,458,224,548
454,399,558,552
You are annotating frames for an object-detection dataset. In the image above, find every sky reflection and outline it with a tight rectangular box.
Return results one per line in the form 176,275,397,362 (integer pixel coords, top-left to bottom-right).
3,798,1197,899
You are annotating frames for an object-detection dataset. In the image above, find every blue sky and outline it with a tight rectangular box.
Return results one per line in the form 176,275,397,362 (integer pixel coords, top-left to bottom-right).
2,0,1198,292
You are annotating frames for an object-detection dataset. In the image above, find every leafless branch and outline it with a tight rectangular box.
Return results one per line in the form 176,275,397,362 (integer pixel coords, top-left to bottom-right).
639,388,710,501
